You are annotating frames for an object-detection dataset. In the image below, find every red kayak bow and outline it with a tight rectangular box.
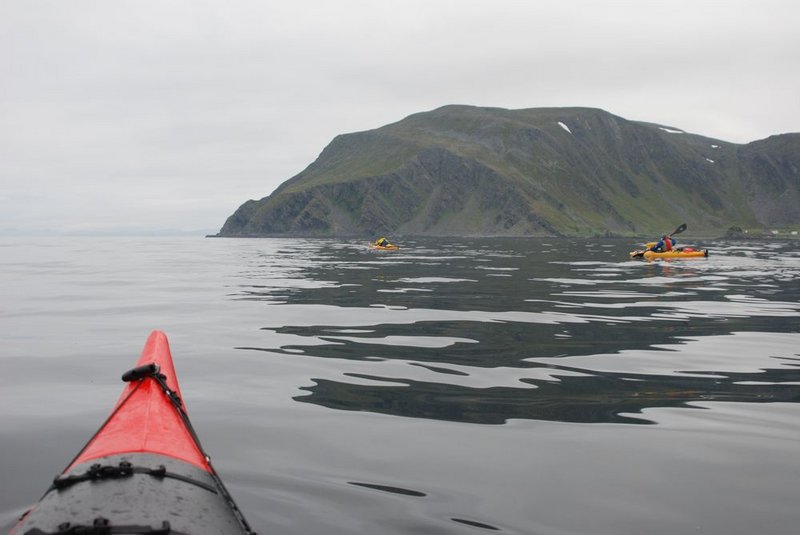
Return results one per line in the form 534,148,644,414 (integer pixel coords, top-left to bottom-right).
13,331,254,535
68,330,210,472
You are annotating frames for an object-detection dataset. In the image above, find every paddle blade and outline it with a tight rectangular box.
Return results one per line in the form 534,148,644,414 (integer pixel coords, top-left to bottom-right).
671,223,687,235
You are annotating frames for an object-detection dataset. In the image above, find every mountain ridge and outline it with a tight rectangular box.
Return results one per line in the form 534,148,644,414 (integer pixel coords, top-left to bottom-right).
216,105,800,237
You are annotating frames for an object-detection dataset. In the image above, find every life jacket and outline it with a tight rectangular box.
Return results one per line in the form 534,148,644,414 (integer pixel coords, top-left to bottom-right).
663,237,674,251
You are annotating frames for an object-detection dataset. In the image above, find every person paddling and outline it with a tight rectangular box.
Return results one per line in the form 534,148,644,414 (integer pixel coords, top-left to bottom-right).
648,233,676,253
630,223,687,258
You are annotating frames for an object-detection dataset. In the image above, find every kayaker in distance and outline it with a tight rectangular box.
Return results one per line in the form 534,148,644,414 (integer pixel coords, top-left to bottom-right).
371,236,400,250
648,234,676,253
629,223,707,259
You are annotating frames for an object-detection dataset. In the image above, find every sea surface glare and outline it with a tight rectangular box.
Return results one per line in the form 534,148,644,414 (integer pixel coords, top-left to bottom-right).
1,236,799,534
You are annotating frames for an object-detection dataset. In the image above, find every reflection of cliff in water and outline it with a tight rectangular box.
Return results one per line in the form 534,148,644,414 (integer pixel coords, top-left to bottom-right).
263,314,800,424
266,313,799,367
294,366,800,425
235,237,800,425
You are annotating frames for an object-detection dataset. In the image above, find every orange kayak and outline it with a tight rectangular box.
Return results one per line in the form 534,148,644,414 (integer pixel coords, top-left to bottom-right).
630,248,709,260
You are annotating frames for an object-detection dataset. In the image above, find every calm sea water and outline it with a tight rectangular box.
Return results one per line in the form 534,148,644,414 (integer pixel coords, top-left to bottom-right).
1,236,799,534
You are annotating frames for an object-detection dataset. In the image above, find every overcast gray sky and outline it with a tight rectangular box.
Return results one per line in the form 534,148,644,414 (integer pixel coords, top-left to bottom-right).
2,0,798,235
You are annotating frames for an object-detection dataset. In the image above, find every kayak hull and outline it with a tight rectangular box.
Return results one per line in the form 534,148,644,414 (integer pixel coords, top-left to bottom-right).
14,453,248,535
370,244,399,251
12,331,253,535
630,248,709,260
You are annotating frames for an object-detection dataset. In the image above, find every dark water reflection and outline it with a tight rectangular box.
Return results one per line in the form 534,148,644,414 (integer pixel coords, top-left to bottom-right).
234,237,800,425
3,236,800,535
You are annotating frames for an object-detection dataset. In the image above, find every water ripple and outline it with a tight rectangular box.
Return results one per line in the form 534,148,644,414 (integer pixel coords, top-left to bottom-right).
231,238,800,426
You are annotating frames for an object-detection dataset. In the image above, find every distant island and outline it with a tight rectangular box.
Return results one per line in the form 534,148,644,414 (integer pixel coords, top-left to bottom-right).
213,105,800,238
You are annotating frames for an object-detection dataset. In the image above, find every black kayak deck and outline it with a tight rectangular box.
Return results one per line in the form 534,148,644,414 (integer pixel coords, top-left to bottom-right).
14,453,251,535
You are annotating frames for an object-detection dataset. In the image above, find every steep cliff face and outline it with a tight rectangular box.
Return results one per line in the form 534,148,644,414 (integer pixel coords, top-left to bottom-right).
217,106,800,237
735,134,800,226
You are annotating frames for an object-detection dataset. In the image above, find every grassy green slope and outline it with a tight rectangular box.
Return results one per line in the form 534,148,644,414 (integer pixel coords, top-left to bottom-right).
218,106,798,237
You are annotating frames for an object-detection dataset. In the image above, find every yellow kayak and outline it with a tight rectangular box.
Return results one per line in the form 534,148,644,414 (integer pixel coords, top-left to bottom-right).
630,248,709,260
370,243,399,251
